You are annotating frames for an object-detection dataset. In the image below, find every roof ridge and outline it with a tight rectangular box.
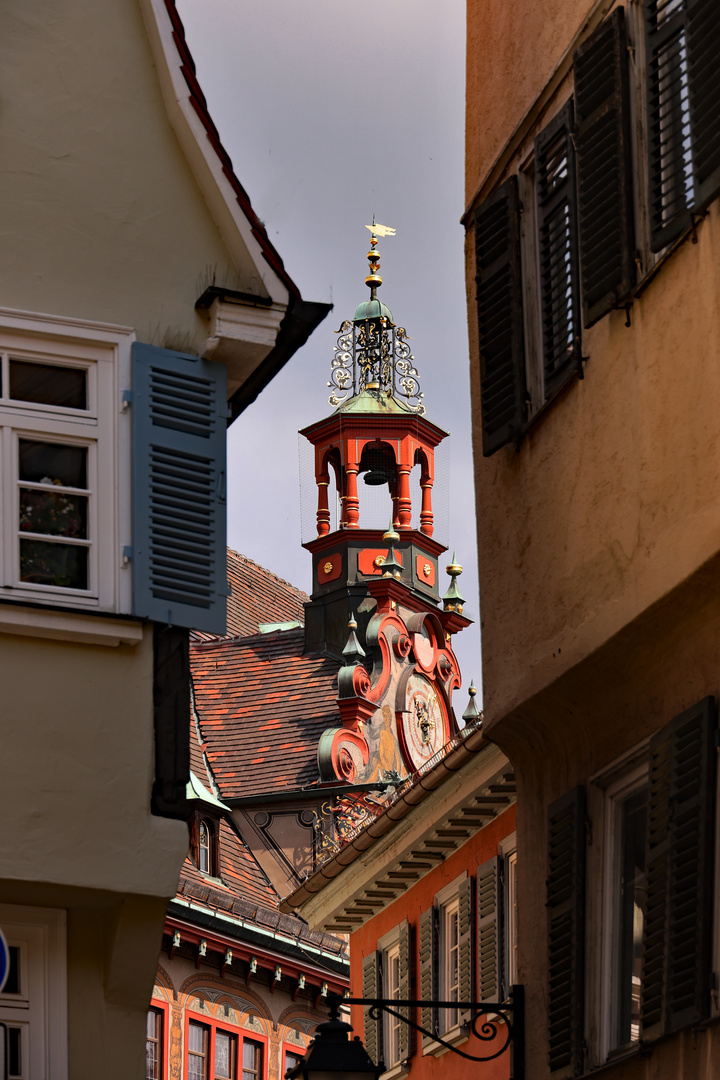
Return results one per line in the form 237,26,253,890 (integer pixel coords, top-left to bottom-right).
227,548,308,598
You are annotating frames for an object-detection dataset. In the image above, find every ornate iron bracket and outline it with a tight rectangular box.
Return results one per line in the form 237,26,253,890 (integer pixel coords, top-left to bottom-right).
328,985,524,1080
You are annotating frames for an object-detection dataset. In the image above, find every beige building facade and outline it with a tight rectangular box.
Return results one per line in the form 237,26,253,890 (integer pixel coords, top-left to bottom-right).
0,1,327,1077
465,0,720,1078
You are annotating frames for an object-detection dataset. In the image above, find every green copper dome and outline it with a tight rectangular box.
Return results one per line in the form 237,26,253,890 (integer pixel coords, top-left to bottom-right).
353,298,393,323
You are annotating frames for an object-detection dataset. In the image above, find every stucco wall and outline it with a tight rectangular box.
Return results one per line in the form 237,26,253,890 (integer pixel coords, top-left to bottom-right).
469,205,720,723
0,0,257,352
0,626,186,897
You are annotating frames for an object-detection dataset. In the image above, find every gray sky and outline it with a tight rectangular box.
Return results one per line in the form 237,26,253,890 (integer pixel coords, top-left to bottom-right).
176,0,482,705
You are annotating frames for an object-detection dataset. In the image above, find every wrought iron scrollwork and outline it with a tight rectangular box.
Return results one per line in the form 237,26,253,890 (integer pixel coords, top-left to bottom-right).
330,987,524,1080
327,318,425,413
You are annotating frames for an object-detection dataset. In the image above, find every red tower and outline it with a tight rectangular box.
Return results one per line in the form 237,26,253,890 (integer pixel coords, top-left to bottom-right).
302,226,471,787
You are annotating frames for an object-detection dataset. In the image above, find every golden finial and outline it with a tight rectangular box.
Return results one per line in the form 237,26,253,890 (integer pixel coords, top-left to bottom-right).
382,519,400,544
364,216,395,294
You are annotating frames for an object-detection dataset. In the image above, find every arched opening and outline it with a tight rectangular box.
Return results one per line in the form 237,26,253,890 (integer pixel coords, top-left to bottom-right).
356,440,398,529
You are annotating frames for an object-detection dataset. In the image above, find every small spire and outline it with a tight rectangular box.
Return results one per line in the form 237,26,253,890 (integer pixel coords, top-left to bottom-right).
342,612,366,665
443,551,465,613
462,680,482,725
383,519,400,544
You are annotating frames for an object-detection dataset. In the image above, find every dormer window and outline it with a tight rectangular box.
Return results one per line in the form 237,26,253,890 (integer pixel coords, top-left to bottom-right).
199,820,211,874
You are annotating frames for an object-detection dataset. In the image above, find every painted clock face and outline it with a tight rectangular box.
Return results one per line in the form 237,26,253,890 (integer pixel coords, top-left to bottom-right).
400,673,448,770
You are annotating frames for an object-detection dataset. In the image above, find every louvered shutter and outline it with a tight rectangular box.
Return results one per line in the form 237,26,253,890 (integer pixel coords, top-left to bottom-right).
131,342,227,634
546,787,586,1074
398,921,412,1061
458,876,474,1024
477,856,502,1003
640,697,716,1039
645,0,694,249
362,952,382,1066
474,177,527,457
419,906,437,1047
536,102,582,399
574,9,635,327
687,0,720,212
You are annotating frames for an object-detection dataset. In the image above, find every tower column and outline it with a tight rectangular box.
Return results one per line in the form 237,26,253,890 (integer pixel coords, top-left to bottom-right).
397,467,412,530
345,463,360,528
420,481,434,536
316,477,330,536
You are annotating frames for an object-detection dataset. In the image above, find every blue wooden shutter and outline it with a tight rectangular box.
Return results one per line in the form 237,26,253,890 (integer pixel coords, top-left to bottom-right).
574,8,635,327
131,342,227,634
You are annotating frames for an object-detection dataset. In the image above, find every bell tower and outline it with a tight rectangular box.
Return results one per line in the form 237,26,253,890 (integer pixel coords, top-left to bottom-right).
301,226,455,657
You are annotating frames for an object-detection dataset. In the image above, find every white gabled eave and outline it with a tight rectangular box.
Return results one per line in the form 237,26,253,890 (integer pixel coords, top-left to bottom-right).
137,0,291,309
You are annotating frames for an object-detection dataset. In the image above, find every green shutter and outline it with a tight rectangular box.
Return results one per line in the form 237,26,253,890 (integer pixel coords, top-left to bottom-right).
362,952,382,1065
458,876,474,1025
547,787,586,1074
641,697,716,1038
535,101,582,398
398,921,412,1061
574,8,635,327
477,856,502,1003
687,0,720,212
131,342,227,634
474,176,527,456
419,906,437,1046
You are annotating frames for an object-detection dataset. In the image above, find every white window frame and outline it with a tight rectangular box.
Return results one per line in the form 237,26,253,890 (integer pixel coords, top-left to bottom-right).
587,742,650,1065
500,832,518,993
436,873,467,1037
0,308,133,616
377,925,403,1071
0,903,67,1080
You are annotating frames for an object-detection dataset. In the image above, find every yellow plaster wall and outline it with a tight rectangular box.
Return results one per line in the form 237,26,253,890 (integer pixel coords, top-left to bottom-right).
0,0,258,352
0,626,186,897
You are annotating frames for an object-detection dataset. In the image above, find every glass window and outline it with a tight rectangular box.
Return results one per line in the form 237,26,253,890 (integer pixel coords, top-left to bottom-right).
284,1050,303,1075
382,942,402,1066
612,786,648,1049
9,359,87,410
214,1030,236,1080
242,1038,263,1080
188,1021,209,1080
199,820,211,874
146,1008,162,1080
440,897,461,1033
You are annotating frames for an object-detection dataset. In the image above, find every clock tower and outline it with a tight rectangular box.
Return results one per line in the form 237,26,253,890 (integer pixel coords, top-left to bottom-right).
302,226,473,787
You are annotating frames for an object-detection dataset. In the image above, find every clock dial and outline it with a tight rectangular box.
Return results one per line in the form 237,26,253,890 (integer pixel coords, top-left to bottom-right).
399,673,449,770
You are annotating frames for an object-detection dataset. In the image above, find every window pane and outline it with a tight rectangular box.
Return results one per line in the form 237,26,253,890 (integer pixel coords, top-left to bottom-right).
19,440,87,489
284,1052,303,1072
215,1031,235,1080
189,1022,208,1080
9,359,86,409
8,1027,21,1079
4,946,20,995
20,539,88,589
242,1039,262,1080
146,1009,161,1080
189,1022,206,1054
615,788,647,1047
20,488,88,538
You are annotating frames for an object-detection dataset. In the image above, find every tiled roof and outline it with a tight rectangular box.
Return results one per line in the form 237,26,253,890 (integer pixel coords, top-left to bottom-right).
193,549,308,642
161,0,300,299
191,627,341,800
178,819,278,909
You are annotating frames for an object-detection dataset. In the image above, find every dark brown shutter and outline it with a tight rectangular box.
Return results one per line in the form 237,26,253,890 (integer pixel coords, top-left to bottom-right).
474,176,527,457
362,952,382,1065
687,0,720,212
398,921,412,1061
458,876,474,1024
547,787,586,1074
645,0,693,249
535,101,582,397
419,906,437,1046
641,696,716,1039
573,9,635,327
477,856,502,1002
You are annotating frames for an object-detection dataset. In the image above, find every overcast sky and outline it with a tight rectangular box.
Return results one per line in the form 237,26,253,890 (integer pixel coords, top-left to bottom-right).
176,0,482,705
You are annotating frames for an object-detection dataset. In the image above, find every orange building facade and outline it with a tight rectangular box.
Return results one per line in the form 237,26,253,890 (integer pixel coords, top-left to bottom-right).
465,1,720,1079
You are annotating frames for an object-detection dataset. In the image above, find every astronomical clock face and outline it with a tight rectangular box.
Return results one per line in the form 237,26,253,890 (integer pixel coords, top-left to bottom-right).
399,673,449,770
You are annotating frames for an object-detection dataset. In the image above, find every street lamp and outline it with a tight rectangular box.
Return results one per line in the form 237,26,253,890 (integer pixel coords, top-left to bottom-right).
284,1001,383,1080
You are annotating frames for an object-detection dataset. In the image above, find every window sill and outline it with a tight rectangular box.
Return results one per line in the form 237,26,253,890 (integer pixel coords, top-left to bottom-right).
422,1024,469,1057
379,1064,408,1080
0,602,143,646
